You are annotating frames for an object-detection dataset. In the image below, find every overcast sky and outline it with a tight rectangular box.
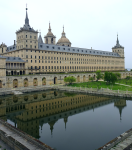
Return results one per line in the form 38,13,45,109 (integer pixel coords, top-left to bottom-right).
0,0,132,69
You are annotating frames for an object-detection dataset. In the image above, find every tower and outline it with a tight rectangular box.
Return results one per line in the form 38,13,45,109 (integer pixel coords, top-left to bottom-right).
44,23,56,44
114,100,126,121
112,34,124,57
0,43,7,54
57,26,71,47
16,5,38,50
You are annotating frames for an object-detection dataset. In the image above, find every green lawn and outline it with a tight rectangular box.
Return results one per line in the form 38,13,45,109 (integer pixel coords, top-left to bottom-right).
68,81,132,91
116,78,132,86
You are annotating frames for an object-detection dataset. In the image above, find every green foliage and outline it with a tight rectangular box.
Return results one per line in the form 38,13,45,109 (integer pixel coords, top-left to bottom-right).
104,71,117,84
89,77,94,81
131,69,132,71
64,76,76,85
126,76,131,80
115,72,121,79
96,70,103,81
68,81,132,91
64,92,77,97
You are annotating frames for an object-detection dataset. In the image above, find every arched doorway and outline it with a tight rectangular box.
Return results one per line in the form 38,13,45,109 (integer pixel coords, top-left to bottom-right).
0,80,2,88
83,75,86,82
24,78,28,87
13,96,18,103
94,75,96,80
54,77,57,84
42,77,46,85
88,75,91,80
33,78,38,86
13,79,18,88
77,76,80,82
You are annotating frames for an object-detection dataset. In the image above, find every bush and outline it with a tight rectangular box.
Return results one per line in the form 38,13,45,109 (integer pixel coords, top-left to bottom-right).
64,76,76,85
104,72,117,84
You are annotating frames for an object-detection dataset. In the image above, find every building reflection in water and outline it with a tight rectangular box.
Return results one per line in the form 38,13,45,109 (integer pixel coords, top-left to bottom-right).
0,90,128,138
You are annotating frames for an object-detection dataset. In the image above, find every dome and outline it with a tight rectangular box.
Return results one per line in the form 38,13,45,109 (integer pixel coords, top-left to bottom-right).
57,37,71,44
57,26,71,46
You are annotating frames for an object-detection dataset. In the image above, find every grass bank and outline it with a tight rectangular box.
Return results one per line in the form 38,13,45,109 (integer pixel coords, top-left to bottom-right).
116,78,132,86
68,81,132,91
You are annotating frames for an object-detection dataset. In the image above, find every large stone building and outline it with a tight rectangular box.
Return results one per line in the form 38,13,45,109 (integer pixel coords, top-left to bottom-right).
0,6,125,76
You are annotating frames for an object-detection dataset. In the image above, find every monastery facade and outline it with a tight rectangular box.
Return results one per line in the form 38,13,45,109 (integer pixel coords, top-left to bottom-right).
0,6,125,76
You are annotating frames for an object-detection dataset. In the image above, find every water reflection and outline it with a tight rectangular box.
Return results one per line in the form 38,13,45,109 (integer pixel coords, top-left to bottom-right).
0,91,130,149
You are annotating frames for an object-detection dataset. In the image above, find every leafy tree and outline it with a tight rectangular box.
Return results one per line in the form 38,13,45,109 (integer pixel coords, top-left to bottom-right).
96,70,103,81
89,77,94,82
126,76,130,80
115,72,121,79
64,76,76,85
104,71,117,84
131,69,132,71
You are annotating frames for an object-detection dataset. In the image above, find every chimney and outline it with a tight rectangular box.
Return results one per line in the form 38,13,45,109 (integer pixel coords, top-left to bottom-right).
14,40,15,45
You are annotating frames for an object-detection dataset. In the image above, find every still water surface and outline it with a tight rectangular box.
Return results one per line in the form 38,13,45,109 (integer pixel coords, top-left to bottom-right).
0,90,132,150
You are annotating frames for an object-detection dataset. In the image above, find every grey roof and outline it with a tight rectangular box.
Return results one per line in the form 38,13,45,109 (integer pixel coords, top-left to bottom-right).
5,42,120,57
6,45,16,52
38,34,43,44
38,43,120,57
16,9,38,33
112,35,124,49
0,55,25,62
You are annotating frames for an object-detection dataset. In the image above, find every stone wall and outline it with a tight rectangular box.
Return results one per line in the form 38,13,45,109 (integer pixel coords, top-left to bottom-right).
0,72,131,89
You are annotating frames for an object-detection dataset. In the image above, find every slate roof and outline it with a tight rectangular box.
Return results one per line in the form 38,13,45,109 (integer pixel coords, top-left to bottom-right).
112,35,124,49
38,43,120,57
0,55,25,63
38,34,43,44
16,9,38,33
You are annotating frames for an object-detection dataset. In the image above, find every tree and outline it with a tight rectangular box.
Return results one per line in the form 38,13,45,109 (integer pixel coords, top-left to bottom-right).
115,72,121,79
104,71,117,84
64,76,76,85
131,69,132,71
96,70,103,81
89,77,94,82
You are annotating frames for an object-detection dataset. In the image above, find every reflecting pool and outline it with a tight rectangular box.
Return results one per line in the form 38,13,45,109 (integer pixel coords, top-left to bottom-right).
0,90,132,150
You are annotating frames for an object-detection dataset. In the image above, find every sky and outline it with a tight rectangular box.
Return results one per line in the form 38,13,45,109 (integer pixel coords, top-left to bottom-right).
0,0,132,69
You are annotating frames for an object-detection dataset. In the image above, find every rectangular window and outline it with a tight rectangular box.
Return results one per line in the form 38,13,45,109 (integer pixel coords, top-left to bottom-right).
42,66,44,69
31,60,32,63
39,56,40,59
26,55,28,58
30,45,32,48
31,55,32,58
35,56,36,59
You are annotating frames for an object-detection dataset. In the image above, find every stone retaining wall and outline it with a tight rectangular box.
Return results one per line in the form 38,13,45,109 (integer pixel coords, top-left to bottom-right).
0,119,54,150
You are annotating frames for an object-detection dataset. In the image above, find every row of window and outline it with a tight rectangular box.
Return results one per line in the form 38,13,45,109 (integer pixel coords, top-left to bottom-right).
30,66,124,70
26,55,122,62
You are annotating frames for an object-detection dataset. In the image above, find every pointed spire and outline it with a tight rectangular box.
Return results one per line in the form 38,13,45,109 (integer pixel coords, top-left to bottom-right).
25,4,29,25
48,22,51,32
38,31,43,44
116,33,119,45
62,25,66,37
